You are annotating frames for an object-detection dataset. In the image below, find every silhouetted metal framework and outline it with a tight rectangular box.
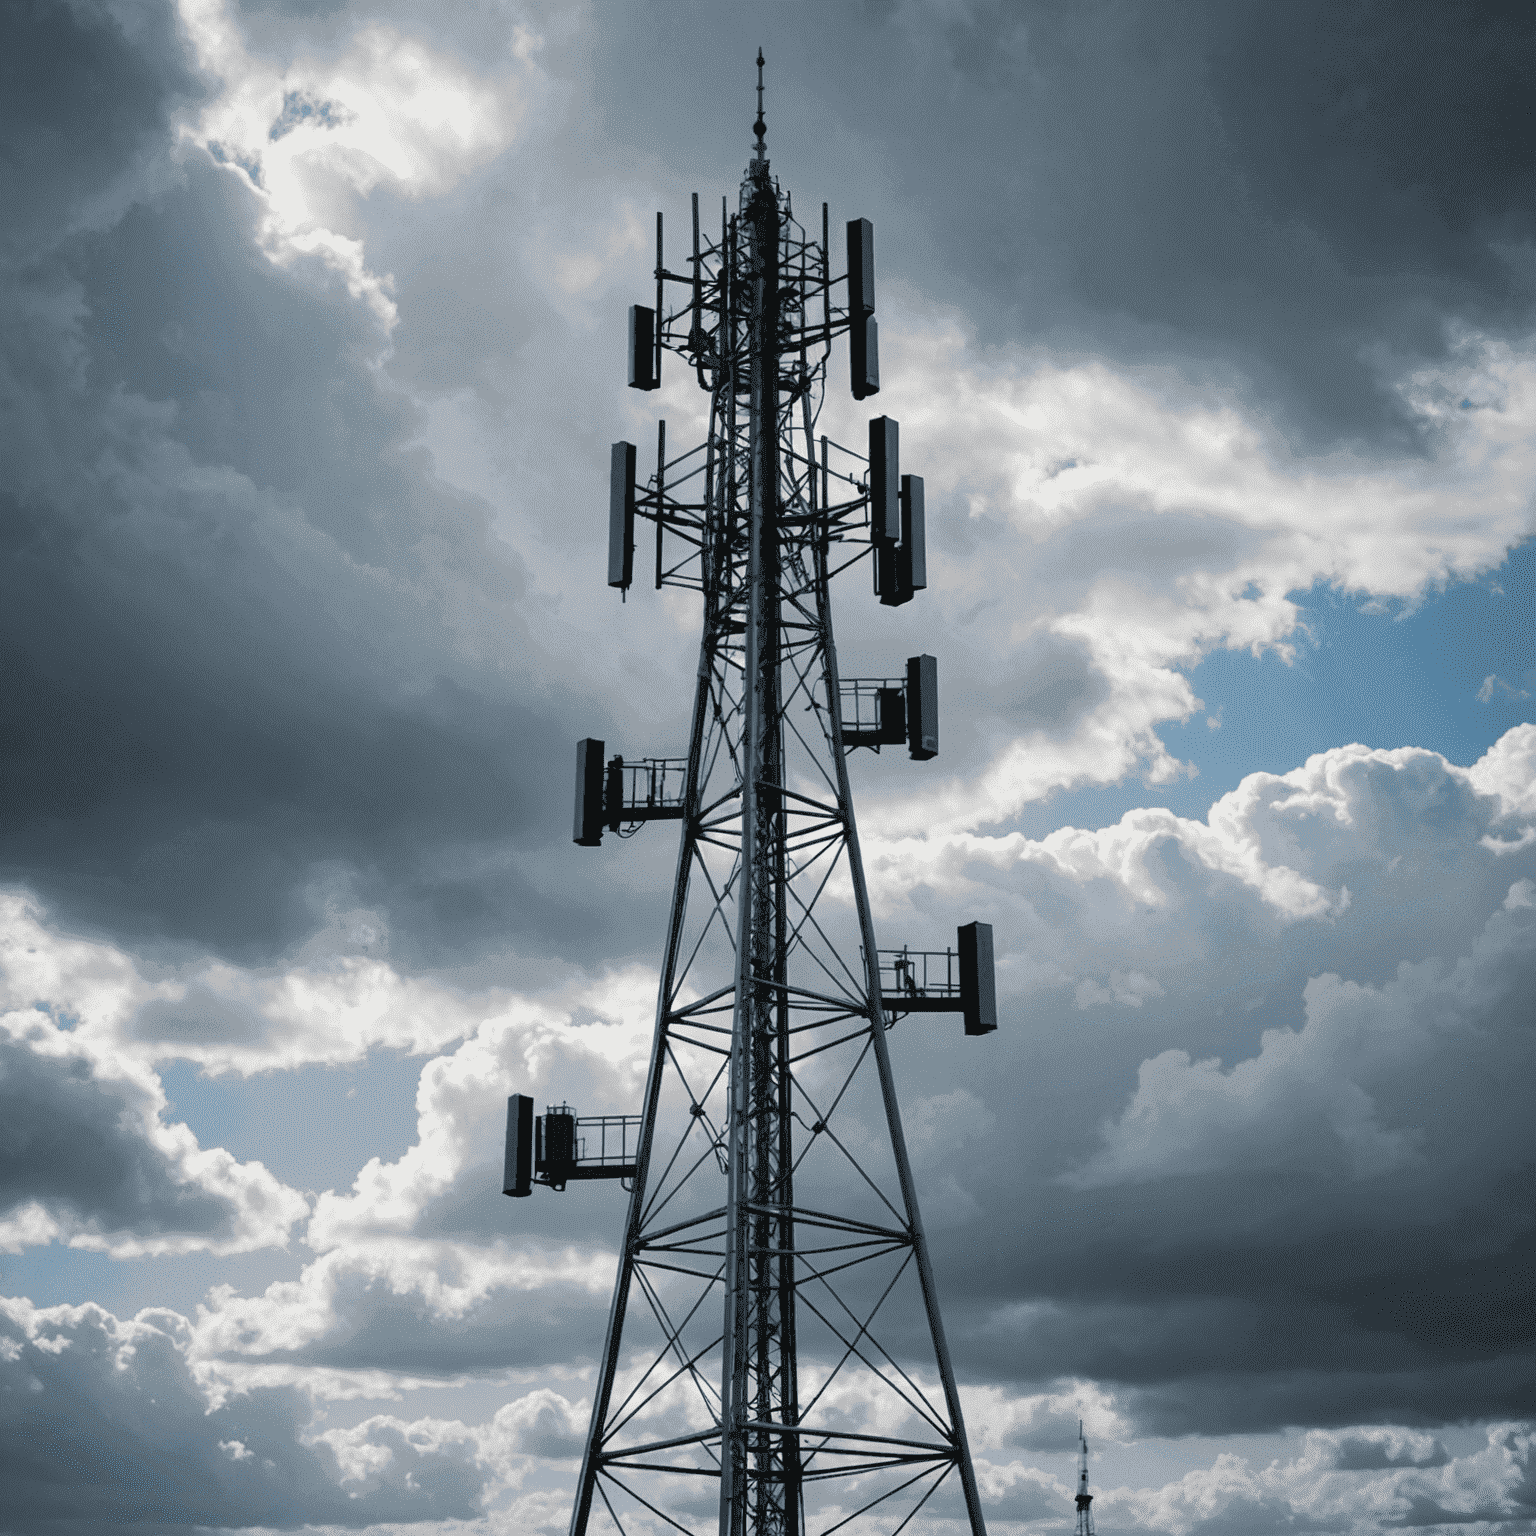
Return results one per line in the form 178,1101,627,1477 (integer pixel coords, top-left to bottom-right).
551,57,991,1536
1075,1422,1095,1536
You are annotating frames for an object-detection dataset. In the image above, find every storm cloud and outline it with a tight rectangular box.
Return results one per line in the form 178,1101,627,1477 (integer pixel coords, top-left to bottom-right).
0,0,594,968
0,1295,510,1532
3,0,1536,1531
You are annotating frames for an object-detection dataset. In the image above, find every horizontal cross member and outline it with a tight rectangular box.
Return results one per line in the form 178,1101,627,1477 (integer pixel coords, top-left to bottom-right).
540,1163,637,1184
595,1427,721,1461
743,1422,956,1455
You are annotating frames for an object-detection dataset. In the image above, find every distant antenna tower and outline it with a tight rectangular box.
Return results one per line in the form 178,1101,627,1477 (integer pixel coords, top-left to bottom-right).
1076,1421,1095,1536
504,55,1000,1536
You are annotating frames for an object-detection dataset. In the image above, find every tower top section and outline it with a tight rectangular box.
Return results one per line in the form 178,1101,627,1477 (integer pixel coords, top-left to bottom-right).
1076,1419,1096,1536
752,49,767,160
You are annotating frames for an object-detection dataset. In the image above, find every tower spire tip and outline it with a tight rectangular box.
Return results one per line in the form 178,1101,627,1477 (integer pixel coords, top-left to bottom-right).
753,49,767,158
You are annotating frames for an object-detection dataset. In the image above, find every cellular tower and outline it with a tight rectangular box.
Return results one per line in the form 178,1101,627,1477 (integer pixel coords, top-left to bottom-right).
506,57,997,1536
1076,1422,1096,1536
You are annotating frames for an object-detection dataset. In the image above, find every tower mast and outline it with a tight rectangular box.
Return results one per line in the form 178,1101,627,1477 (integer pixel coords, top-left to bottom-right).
1076,1421,1095,1536
522,57,997,1536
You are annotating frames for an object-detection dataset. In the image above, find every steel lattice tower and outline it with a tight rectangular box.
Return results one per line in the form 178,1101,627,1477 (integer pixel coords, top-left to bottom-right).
1075,1422,1095,1536
511,58,993,1536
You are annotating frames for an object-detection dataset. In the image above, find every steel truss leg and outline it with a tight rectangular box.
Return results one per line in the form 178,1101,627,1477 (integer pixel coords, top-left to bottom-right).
818,551,987,1536
567,613,725,1536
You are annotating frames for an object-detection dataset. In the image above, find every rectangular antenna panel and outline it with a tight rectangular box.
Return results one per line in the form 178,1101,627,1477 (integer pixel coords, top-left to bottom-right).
878,472,924,607
851,313,880,401
868,416,900,543
608,441,636,590
874,539,901,604
958,921,998,1036
906,654,938,760
503,1094,534,1196
901,475,927,592
847,218,875,315
627,305,657,390
574,738,607,846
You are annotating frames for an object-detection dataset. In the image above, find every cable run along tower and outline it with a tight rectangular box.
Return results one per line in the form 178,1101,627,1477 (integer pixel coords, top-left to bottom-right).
506,58,997,1536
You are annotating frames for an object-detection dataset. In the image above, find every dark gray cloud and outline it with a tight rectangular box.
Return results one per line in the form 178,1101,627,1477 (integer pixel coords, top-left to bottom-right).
0,0,196,269
0,1298,489,1533
6,0,1531,973
136,986,273,1047
5,4,1536,1520
1331,1432,1451,1473
0,1,628,968
1003,1402,1091,1453
0,1017,304,1254
235,1251,613,1380
993,630,1111,734
977,1474,1065,1525
1,1031,222,1237
587,0,1536,448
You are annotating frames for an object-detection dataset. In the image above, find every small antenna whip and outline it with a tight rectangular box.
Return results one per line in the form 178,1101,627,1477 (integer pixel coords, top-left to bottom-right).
1075,1419,1096,1536
753,49,766,158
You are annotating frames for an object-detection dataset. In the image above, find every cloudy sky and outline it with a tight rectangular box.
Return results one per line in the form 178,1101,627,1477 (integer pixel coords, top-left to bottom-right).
3,0,1535,1532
